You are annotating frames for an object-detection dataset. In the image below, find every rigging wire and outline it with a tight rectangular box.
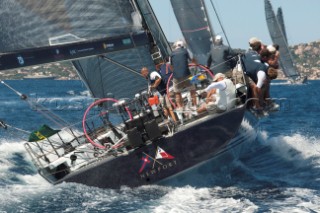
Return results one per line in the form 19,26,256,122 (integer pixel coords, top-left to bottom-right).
97,56,107,97
0,79,72,130
208,0,232,50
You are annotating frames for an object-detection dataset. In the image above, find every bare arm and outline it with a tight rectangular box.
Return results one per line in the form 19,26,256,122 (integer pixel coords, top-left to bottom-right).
151,78,162,89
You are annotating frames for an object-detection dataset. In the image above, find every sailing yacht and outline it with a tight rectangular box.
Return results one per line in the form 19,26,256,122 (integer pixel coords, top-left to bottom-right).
0,0,258,189
264,0,307,84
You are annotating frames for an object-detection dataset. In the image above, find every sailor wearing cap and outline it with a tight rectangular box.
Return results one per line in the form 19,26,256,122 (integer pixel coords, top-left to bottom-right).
207,35,232,74
196,73,236,114
170,39,197,109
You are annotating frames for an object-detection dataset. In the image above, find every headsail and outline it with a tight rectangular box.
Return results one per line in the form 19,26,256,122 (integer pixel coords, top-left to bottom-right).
170,0,215,65
264,0,301,81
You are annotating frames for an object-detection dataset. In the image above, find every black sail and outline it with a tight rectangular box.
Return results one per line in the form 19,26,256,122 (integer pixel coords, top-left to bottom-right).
170,0,215,65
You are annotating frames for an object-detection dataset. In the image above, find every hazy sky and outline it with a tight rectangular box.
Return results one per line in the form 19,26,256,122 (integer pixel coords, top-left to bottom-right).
149,0,320,49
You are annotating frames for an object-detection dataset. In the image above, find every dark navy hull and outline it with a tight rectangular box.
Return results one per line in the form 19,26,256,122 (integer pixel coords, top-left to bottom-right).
54,106,253,189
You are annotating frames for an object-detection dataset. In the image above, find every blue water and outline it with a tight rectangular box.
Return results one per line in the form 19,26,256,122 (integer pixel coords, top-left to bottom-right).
0,80,320,212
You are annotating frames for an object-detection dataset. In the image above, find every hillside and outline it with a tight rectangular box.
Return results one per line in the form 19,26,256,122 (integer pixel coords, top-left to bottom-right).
0,61,78,80
292,41,320,79
0,40,319,80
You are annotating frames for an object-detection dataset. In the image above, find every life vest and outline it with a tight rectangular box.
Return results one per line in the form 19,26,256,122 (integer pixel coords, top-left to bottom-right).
170,47,191,79
158,63,173,85
242,51,268,83
148,71,167,95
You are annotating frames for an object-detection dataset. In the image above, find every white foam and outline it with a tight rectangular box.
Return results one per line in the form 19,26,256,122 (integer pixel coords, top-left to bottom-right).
0,141,30,177
153,186,258,213
0,140,51,207
268,188,320,212
0,141,26,162
266,134,320,162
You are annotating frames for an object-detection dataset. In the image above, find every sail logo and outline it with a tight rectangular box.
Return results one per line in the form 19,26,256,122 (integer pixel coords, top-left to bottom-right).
17,55,24,65
122,38,132,45
69,49,77,55
139,146,177,178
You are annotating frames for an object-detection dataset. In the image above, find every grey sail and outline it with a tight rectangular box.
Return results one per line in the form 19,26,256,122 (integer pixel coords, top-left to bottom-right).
276,7,288,43
264,0,300,80
73,0,173,99
170,0,215,65
71,1,160,99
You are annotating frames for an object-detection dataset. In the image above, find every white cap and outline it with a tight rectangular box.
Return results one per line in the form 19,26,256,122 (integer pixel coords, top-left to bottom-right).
215,35,222,42
249,37,261,45
267,45,276,53
213,73,225,82
174,40,184,49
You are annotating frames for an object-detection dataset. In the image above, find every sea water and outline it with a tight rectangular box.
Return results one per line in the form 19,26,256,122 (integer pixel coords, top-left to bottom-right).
0,80,319,212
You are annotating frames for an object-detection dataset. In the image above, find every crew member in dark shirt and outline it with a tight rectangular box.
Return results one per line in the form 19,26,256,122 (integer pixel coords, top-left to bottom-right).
170,40,196,109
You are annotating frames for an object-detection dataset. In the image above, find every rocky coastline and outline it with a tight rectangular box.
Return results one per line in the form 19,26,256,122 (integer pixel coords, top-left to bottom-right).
0,41,319,80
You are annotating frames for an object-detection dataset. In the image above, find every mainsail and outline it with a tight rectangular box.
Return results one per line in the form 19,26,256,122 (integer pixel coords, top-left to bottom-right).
264,0,301,80
170,0,215,65
0,0,170,98
71,0,168,99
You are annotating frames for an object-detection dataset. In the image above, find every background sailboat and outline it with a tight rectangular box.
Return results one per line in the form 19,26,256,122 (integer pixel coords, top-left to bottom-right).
276,7,288,43
264,0,307,84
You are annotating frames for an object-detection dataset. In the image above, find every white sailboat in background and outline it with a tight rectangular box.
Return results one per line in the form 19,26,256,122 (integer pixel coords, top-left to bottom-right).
264,0,307,84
